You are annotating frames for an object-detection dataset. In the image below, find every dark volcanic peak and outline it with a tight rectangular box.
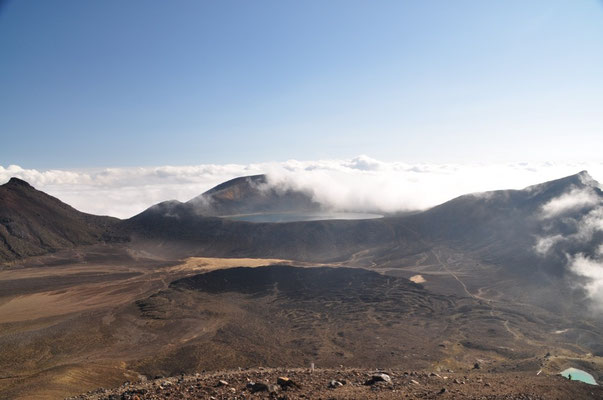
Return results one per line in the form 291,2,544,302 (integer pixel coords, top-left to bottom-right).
449,170,597,202
0,177,119,262
145,199,186,214
523,170,601,200
402,171,602,278
200,174,267,196
186,174,320,217
5,177,33,188
426,170,601,215
131,173,320,220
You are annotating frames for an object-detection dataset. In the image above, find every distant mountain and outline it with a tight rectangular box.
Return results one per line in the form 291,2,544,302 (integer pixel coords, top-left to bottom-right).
136,175,321,222
121,171,602,280
0,178,119,262
188,174,321,216
402,170,602,275
120,174,394,261
2,171,600,275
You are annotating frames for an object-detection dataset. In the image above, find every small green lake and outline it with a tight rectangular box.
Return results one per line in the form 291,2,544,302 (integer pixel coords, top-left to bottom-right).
560,368,598,385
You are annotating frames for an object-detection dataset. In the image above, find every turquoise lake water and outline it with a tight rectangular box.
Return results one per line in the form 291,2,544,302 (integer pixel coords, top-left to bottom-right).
226,212,383,223
560,368,598,385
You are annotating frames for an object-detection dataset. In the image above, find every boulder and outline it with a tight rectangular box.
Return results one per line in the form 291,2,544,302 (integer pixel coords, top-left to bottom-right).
277,376,299,389
364,373,392,385
247,382,269,393
329,380,344,388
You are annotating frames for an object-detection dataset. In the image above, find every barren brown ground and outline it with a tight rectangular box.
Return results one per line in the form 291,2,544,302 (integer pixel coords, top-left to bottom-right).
70,367,603,400
0,245,297,399
0,244,601,399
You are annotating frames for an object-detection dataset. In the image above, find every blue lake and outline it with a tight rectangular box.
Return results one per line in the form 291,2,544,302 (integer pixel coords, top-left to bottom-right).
560,368,598,385
225,212,384,223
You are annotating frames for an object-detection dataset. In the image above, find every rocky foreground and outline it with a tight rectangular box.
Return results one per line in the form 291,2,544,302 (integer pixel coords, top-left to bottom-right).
69,368,601,400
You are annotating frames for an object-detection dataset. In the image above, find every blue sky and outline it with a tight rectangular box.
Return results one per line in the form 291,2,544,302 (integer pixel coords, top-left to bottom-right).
1,0,602,168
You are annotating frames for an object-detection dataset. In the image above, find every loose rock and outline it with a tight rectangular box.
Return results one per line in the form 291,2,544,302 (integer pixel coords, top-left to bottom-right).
364,373,392,385
248,382,269,393
329,380,344,388
277,376,299,389
267,384,280,394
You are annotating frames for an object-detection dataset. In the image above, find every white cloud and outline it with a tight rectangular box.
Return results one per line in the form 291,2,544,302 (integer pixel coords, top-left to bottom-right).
541,187,601,219
1,158,602,219
569,253,603,312
534,234,564,255
344,155,383,171
533,179,602,310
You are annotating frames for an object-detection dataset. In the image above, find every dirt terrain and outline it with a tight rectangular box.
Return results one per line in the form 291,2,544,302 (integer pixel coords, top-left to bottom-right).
0,245,601,399
0,246,295,399
70,367,602,400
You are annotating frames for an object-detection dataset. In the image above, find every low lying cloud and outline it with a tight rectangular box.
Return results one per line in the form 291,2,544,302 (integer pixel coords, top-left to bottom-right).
1,156,602,219
568,251,603,312
534,234,564,256
541,187,601,219
533,178,603,310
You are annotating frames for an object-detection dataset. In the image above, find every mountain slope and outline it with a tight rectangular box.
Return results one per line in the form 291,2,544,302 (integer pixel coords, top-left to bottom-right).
3,171,600,277
122,171,602,274
400,170,602,275
0,178,119,262
121,207,414,262
120,174,407,261
188,174,321,216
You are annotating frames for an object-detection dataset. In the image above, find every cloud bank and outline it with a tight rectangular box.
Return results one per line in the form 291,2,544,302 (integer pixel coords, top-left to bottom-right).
569,251,603,312
540,187,601,219
534,179,603,311
1,156,602,219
